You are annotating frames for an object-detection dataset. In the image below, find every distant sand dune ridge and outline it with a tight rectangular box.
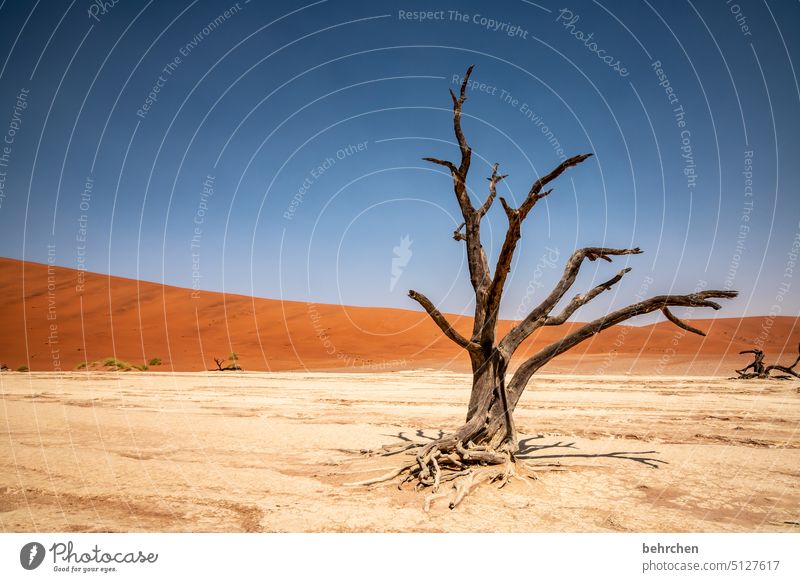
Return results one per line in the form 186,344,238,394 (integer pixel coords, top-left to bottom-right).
0,257,797,374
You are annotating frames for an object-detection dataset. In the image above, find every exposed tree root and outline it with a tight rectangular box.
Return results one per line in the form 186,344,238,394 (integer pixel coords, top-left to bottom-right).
351,435,537,511
344,463,415,487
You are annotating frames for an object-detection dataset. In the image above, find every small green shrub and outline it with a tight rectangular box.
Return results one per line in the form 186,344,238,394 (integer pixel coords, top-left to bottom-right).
16,365,29,372
101,357,132,371
148,357,162,366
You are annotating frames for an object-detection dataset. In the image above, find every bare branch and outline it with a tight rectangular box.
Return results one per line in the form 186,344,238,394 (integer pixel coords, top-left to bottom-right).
661,307,706,336
499,196,515,218
408,290,481,352
519,154,593,219
452,222,466,241
477,163,507,219
506,290,738,405
478,156,594,343
422,157,458,175
545,267,632,326
424,66,489,296
452,64,474,177
499,247,642,354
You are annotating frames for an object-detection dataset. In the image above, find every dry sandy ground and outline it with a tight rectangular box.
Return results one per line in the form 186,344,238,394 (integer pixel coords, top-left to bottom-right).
1,371,798,532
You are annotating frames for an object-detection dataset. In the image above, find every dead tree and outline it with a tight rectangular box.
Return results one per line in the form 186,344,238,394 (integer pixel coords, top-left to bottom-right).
212,354,242,371
736,344,800,379
736,349,765,377
354,65,738,507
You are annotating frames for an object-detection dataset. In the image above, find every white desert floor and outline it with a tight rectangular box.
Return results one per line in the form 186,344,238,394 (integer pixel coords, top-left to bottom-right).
0,371,798,532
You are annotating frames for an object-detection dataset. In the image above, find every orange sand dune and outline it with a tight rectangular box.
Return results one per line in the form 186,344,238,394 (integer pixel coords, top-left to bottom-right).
0,257,797,374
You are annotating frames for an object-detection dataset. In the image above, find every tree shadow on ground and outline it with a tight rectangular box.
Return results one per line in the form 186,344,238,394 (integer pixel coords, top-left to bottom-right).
515,436,667,468
382,429,445,443
377,433,667,469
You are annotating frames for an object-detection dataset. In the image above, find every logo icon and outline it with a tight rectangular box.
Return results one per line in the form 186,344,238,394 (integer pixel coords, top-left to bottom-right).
390,234,413,291
20,542,45,570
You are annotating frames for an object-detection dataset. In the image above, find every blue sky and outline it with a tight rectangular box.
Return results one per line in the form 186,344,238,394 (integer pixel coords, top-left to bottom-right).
0,0,798,322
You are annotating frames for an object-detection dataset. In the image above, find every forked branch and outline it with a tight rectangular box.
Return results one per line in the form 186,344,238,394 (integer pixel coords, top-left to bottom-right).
507,290,738,402
450,64,474,178
478,163,507,219
545,267,632,326
421,65,475,219
480,155,594,342
423,65,495,295
518,153,593,219
500,247,642,354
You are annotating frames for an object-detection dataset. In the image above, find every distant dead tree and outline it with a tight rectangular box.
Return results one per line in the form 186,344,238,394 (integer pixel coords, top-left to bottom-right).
736,349,765,377
736,344,800,380
355,66,737,507
212,352,242,371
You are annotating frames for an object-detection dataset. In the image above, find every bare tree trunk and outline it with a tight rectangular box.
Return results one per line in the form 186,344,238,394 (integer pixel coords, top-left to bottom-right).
464,350,514,449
